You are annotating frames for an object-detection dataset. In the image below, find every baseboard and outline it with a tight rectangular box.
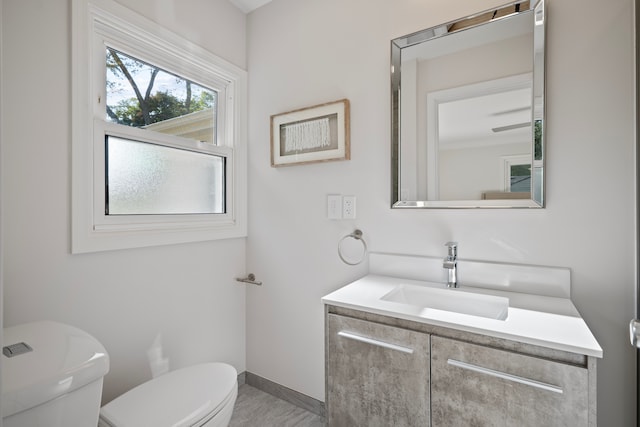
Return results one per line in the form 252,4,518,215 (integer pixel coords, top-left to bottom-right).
242,371,325,417
237,370,246,385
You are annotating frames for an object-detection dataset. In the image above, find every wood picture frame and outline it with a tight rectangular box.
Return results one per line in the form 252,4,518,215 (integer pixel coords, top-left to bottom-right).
270,99,350,167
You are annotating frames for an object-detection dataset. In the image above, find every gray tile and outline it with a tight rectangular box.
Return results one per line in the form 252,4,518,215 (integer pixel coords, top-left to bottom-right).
230,384,326,427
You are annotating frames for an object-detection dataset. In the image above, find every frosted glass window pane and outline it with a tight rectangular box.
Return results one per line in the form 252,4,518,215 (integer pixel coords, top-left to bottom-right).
106,136,225,215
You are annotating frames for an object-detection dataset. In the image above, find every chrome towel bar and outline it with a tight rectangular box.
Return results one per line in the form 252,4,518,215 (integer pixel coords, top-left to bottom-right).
236,273,262,286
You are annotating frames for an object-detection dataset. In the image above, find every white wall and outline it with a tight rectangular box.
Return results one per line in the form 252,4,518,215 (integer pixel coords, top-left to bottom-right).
1,0,247,404
0,2,4,424
246,0,637,425
439,142,530,199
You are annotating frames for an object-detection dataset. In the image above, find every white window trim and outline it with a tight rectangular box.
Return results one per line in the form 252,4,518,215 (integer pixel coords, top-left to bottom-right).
72,0,247,253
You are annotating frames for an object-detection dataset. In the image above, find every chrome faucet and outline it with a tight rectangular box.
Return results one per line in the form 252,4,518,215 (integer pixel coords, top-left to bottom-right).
443,241,458,288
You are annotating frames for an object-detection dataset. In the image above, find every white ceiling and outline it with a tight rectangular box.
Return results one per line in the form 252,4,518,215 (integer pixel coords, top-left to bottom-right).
402,12,532,62
229,0,272,13
438,88,532,149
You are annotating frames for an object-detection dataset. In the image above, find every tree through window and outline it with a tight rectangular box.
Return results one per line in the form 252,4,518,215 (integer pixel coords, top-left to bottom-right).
105,48,218,144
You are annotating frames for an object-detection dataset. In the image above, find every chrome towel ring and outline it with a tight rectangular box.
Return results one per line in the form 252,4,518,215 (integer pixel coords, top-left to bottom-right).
338,229,368,266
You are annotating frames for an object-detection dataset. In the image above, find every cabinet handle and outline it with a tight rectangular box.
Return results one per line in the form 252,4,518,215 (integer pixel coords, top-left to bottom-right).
447,359,563,394
338,331,414,354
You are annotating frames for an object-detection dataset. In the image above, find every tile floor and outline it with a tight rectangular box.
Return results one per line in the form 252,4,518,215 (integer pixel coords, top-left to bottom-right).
229,384,326,427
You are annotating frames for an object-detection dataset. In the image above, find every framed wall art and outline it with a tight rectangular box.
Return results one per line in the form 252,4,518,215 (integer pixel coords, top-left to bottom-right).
270,99,350,167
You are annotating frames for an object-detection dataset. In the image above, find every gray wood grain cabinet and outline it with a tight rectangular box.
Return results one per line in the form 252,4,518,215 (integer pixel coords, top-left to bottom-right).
431,335,589,426
325,307,597,426
326,313,430,427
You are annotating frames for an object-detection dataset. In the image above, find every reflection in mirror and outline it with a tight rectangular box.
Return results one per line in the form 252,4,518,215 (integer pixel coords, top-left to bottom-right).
391,0,545,208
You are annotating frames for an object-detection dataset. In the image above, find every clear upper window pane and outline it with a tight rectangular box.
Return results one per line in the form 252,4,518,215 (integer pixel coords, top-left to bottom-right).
106,48,218,144
510,164,531,192
106,136,225,215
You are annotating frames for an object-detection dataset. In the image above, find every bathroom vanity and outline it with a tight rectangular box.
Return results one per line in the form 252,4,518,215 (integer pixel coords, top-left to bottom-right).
322,253,602,426
329,0,603,423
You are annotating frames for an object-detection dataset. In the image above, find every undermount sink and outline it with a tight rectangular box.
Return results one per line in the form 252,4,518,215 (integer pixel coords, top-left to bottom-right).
380,284,509,320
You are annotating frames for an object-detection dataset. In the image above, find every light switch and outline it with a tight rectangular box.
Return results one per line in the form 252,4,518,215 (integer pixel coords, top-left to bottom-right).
327,194,342,219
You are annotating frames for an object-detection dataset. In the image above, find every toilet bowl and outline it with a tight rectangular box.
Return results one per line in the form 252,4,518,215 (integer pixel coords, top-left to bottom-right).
98,362,238,427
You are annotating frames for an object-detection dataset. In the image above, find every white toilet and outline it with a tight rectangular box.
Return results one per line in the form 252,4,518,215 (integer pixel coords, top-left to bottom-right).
1,320,110,427
98,362,238,427
2,320,238,427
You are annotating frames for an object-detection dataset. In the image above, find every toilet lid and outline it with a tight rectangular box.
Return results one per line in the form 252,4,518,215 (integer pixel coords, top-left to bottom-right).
100,363,237,427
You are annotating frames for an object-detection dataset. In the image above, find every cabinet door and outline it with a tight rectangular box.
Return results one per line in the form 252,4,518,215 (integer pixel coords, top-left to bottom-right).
431,335,589,426
327,314,430,427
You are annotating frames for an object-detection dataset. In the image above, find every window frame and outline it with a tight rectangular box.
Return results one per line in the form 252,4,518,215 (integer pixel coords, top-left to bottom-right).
98,122,232,222
72,0,247,253
500,154,531,192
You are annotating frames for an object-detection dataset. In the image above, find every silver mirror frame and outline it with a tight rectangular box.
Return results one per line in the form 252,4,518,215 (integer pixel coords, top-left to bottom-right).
391,0,546,209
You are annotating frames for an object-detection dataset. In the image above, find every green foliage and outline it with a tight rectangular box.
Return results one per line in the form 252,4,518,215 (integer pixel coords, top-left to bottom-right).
105,48,216,127
534,119,543,160
511,164,531,177
111,91,214,127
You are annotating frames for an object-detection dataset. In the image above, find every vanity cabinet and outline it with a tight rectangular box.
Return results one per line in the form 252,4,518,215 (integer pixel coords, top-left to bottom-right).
326,308,596,426
430,335,589,426
326,314,430,427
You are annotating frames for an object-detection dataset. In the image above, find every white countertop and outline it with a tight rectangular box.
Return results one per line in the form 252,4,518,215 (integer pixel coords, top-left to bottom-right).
322,274,603,358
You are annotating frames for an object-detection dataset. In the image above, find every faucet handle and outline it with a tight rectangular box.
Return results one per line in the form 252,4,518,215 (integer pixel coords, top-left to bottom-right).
444,241,458,257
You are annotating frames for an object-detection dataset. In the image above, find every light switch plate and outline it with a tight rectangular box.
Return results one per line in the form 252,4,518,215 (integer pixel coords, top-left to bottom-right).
328,194,342,219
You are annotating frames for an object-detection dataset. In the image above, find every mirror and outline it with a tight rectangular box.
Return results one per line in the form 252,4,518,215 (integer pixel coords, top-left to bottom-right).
391,0,545,208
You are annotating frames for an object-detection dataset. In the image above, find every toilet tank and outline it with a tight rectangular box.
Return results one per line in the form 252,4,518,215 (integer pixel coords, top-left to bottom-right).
2,320,110,427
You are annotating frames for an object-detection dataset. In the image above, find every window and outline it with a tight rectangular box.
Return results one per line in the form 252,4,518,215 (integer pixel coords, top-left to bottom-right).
104,48,219,144
72,0,247,253
501,155,531,193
